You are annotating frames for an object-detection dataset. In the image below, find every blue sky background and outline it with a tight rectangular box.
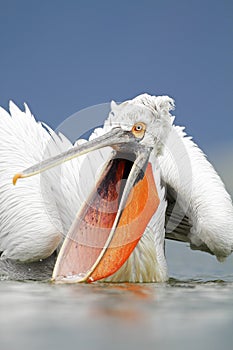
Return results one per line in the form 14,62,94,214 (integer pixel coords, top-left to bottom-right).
0,0,232,149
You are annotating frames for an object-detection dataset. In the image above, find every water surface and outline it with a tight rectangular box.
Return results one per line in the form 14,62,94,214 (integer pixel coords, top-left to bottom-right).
1,241,233,350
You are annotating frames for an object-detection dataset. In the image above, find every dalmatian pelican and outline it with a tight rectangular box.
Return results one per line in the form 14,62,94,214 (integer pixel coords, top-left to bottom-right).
1,94,233,282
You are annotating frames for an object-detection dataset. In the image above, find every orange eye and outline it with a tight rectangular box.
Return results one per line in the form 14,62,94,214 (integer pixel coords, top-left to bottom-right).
131,122,146,138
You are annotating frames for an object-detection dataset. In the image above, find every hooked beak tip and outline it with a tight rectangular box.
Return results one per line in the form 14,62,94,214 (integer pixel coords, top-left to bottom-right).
13,173,23,186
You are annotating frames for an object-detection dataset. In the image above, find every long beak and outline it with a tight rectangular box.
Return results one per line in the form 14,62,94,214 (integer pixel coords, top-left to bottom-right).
13,128,130,185
13,128,160,283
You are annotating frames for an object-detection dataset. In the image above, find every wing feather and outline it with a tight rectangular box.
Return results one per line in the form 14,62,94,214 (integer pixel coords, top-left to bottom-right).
0,102,110,262
160,124,233,260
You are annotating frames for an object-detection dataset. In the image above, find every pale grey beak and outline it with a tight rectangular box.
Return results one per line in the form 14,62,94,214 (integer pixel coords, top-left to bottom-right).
13,126,158,283
13,127,135,184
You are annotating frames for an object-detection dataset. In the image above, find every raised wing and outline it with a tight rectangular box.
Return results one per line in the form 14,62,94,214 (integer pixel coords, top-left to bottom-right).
159,124,233,261
165,183,213,255
0,102,111,262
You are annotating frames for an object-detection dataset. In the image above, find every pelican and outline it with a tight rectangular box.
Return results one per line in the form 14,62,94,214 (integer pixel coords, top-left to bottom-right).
1,94,233,282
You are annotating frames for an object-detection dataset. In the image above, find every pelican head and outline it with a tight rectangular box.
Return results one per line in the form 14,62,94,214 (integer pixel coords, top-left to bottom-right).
13,94,175,283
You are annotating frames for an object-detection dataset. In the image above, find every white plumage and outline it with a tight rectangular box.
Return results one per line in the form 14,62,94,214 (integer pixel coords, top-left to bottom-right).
0,94,232,282
161,124,233,260
0,102,111,262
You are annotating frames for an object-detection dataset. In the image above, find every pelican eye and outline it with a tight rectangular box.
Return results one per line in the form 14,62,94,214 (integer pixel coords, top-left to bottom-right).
131,122,146,138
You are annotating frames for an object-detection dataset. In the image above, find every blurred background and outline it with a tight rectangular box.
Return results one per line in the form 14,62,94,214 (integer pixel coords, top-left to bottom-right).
0,0,232,276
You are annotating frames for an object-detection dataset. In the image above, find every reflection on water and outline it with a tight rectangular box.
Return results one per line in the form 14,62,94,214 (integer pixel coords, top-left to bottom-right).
1,278,233,350
1,240,233,350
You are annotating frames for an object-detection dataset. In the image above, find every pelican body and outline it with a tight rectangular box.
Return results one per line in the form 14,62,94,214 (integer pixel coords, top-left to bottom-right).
1,94,233,282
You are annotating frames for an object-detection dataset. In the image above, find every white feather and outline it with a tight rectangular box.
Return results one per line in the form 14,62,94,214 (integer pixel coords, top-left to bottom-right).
1,94,233,283
0,102,110,261
160,125,233,260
